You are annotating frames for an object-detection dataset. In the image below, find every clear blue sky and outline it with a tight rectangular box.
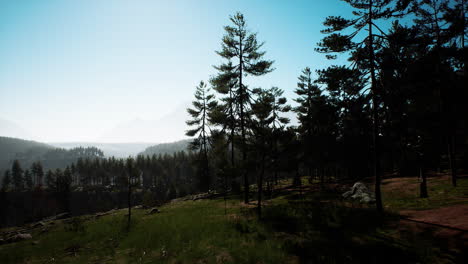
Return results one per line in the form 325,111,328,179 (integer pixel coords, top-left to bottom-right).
0,0,355,142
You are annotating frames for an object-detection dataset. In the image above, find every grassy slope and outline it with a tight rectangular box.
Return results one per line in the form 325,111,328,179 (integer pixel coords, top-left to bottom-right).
382,175,468,211
1,176,466,264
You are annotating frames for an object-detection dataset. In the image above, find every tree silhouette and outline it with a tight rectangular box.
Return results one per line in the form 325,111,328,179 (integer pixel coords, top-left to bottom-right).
186,81,217,191
11,160,24,191
317,0,412,212
213,12,274,203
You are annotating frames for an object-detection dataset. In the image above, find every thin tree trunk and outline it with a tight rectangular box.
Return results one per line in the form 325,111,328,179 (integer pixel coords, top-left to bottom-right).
239,34,249,204
257,152,264,219
419,167,428,198
369,0,383,213
448,136,457,187
127,177,132,230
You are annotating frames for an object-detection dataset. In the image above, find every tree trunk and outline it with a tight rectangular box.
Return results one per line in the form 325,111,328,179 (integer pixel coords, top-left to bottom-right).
369,0,383,213
127,177,132,230
238,33,249,204
419,167,428,198
448,136,457,187
257,153,265,219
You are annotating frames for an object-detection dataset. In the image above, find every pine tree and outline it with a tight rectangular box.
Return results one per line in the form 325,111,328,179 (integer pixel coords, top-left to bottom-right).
316,0,412,212
213,12,274,203
186,81,217,192
45,170,55,190
11,160,24,191
414,0,462,187
269,87,291,186
126,158,139,230
210,61,237,170
24,169,33,190
31,161,44,187
294,68,337,182
250,88,275,218
2,170,11,191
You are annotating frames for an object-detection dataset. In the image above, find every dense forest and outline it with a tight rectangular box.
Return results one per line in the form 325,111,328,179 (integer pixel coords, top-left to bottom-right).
138,139,191,156
183,0,467,216
0,137,104,180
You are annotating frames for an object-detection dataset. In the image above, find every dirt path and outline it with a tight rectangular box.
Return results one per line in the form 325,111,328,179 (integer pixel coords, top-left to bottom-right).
401,204,468,231
399,204,468,250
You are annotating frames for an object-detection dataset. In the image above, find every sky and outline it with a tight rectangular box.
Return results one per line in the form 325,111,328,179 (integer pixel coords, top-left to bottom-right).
0,0,355,143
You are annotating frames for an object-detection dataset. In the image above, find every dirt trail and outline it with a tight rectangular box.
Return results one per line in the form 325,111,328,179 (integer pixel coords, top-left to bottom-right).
401,204,468,231
399,204,468,250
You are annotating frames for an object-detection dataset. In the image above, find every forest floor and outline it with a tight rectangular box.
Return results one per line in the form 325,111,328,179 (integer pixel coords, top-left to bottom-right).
0,174,467,264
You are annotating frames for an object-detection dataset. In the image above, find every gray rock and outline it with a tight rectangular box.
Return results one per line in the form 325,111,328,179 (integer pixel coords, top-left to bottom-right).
55,212,71,220
342,182,375,204
32,221,46,228
147,208,160,214
7,233,32,243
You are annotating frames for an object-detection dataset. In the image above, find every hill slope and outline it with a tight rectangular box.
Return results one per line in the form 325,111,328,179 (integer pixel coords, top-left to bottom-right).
139,139,191,156
1,175,466,263
0,137,54,171
0,137,104,176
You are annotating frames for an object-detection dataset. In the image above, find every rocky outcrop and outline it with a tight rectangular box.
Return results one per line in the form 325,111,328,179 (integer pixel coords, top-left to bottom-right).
342,182,376,204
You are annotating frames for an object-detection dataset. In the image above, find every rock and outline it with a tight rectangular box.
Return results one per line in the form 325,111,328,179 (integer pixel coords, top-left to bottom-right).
342,190,353,199
95,211,112,218
147,208,160,215
7,233,32,243
54,212,71,220
32,221,46,228
360,194,376,204
342,182,375,204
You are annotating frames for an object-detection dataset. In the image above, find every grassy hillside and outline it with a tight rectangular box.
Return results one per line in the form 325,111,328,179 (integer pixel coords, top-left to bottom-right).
1,175,466,264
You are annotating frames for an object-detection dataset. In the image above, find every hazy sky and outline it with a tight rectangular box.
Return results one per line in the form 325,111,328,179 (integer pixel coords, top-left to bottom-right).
0,0,353,143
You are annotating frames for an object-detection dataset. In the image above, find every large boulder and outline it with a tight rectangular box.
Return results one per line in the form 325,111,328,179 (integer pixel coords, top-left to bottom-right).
6,233,32,243
342,182,376,204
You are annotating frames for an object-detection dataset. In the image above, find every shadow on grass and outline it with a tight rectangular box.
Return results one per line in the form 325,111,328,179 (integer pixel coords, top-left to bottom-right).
257,189,423,264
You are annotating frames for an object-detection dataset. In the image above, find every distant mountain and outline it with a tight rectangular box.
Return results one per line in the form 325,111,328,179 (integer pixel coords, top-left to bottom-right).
50,142,156,158
0,137,104,177
139,139,191,156
98,102,191,143
0,137,54,169
0,119,32,140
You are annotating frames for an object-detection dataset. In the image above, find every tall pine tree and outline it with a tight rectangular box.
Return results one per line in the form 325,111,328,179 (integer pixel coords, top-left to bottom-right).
186,81,217,192
316,0,412,212
213,12,274,203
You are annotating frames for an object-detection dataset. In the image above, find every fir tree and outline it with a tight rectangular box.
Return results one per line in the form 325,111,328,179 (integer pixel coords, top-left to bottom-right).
31,161,44,187
24,169,33,190
316,0,412,212
11,160,24,191
2,170,11,191
213,12,274,203
186,81,217,192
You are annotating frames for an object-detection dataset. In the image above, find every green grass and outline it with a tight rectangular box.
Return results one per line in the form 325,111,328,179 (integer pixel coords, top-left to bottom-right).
1,175,466,263
0,198,286,264
382,176,468,211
